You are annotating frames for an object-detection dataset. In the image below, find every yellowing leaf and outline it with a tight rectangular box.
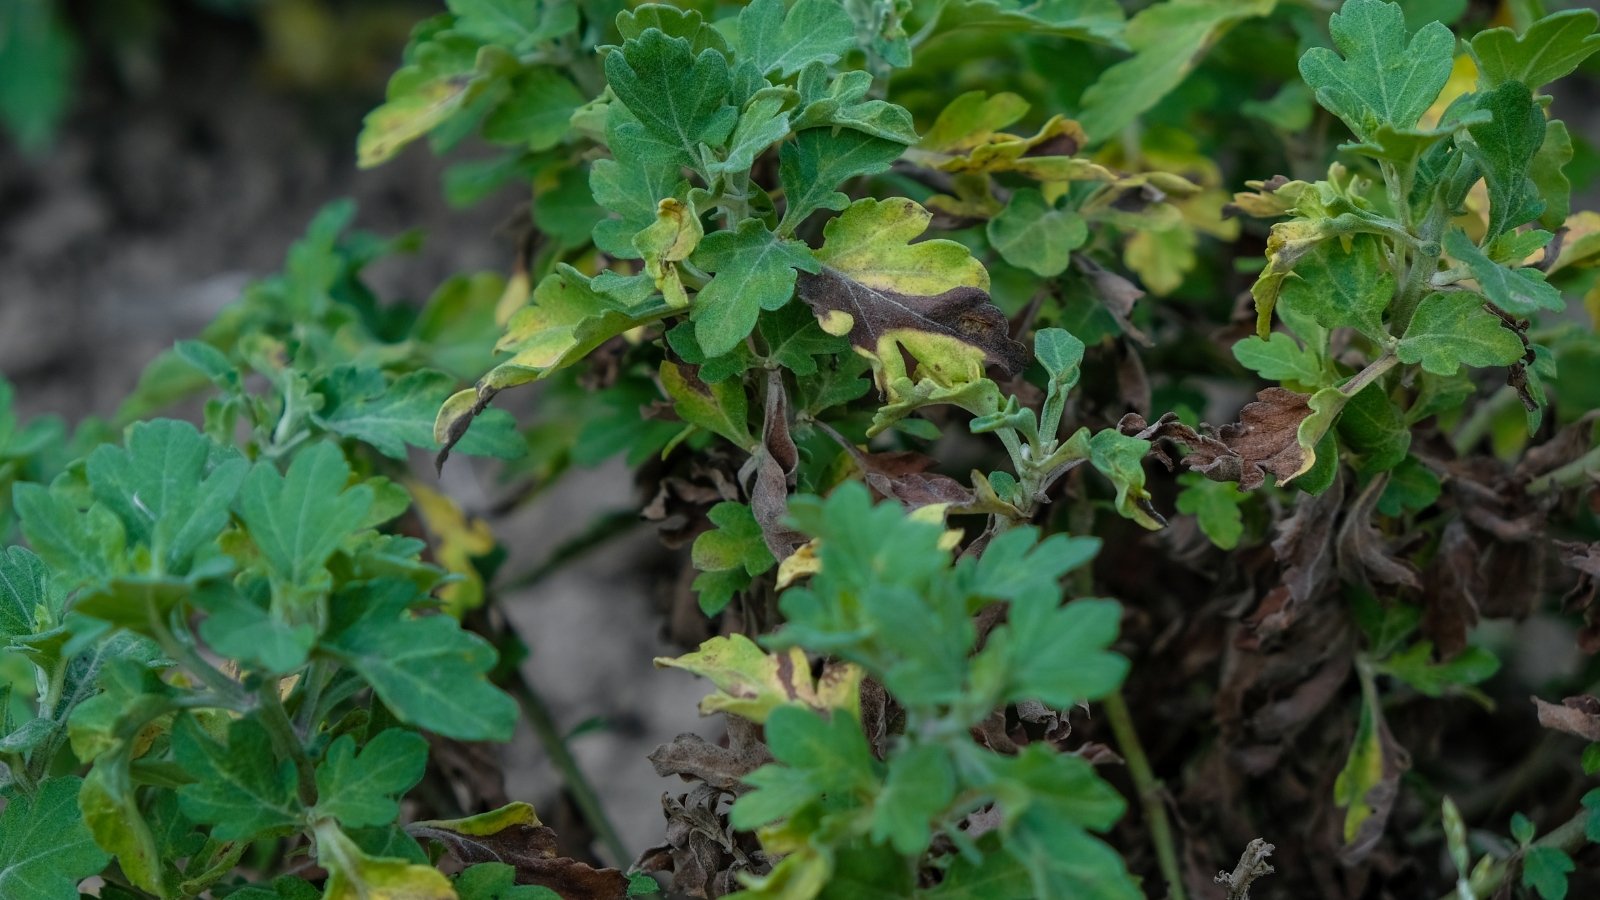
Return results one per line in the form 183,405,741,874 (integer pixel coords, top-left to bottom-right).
316,820,455,900
655,634,863,723
796,198,1027,390
407,480,495,617
412,801,542,836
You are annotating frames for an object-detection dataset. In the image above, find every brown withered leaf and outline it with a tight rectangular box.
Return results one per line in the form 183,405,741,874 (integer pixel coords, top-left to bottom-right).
1074,255,1152,346
1116,341,1153,416
1120,411,1234,471
748,371,806,560
1532,694,1600,741
638,784,767,898
649,716,772,792
1514,411,1600,484
1422,522,1483,658
1210,388,1315,491
1556,540,1600,653
794,270,1029,376
409,807,629,898
1335,473,1420,592
1273,471,1343,609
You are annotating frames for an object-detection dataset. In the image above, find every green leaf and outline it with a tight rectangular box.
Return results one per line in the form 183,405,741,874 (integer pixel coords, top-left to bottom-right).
690,503,776,616
1465,81,1548,240
237,442,374,599
1278,234,1394,342
870,742,956,854
1338,381,1410,474
196,583,317,674
1378,642,1499,697
927,0,1127,45
986,189,1088,277
738,0,857,76
1087,429,1160,530
982,746,1139,899
605,29,736,165
1298,0,1456,141
70,428,244,584
481,68,585,150
455,862,562,899
323,579,517,741
0,776,107,900
712,89,793,177
731,706,878,830
173,716,303,841
1530,120,1574,231
1077,0,1276,141
1232,333,1326,385
778,127,905,233
690,220,818,357
1377,455,1441,515
1174,473,1245,550
1471,9,1600,93
314,730,430,829
1521,845,1575,900
1441,228,1563,317
13,483,126,588
659,361,756,450
760,304,851,376
0,545,51,640
314,367,523,460
446,0,576,51
1397,292,1525,375
987,592,1129,706
792,66,919,144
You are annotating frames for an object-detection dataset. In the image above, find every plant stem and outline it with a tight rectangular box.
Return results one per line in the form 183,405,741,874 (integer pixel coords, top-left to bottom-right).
505,668,631,867
1104,690,1187,900
1437,804,1594,900
1341,351,1399,397
258,682,317,806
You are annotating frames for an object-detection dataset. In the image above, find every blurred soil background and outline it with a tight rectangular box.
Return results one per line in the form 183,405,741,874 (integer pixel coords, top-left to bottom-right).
0,0,711,862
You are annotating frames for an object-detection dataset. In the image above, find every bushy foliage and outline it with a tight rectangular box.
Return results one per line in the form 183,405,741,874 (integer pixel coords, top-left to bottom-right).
3,0,1600,898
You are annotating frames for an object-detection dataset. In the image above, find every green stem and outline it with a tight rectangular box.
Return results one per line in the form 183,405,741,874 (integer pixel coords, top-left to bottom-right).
1342,351,1399,397
506,669,631,867
148,608,244,706
257,683,317,807
1103,690,1186,900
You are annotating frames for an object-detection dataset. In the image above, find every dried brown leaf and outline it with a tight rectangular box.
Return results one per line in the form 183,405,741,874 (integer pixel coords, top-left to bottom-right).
1532,694,1600,741
1216,388,1314,492
1335,473,1420,592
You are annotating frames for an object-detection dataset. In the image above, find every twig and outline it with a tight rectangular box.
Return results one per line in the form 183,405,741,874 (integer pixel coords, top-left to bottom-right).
1215,838,1276,899
1103,690,1187,900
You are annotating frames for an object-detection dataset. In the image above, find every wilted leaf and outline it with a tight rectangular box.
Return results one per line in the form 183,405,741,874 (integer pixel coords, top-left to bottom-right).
1532,695,1600,742
796,197,1028,376
655,634,862,723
